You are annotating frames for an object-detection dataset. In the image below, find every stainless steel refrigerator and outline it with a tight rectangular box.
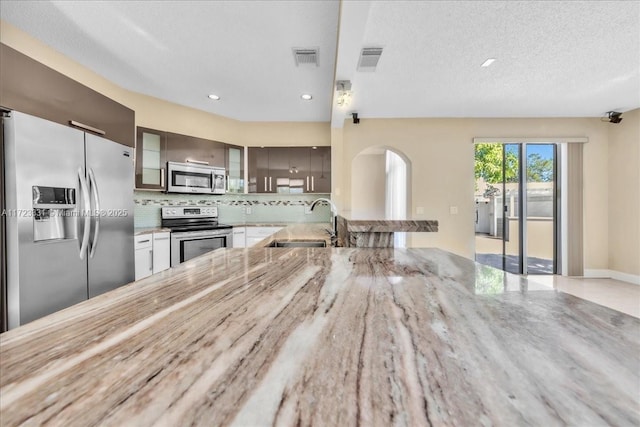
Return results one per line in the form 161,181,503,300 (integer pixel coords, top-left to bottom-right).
3,111,134,329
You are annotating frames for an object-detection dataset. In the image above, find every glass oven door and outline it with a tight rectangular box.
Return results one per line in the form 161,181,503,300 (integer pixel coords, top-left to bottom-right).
180,236,227,263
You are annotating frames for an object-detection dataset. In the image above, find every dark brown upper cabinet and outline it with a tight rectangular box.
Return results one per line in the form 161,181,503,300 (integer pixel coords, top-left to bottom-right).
248,146,331,194
165,132,226,168
309,146,331,193
248,147,270,193
0,44,135,147
135,126,245,192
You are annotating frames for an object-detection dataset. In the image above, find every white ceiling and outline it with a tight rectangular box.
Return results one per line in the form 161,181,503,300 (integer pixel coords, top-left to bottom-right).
1,1,639,126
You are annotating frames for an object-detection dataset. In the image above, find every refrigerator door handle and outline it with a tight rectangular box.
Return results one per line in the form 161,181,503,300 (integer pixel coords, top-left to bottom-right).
88,168,101,258
78,167,91,260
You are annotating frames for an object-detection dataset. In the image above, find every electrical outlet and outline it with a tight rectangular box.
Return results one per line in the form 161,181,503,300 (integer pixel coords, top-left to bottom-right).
246,206,252,215
450,206,458,215
305,206,312,214
416,206,424,215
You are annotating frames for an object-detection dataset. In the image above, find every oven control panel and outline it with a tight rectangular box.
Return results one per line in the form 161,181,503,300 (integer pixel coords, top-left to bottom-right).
161,206,218,219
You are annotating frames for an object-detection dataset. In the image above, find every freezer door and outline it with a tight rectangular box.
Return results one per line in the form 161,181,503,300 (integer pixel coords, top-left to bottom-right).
4,112,89,329
85,133,135,297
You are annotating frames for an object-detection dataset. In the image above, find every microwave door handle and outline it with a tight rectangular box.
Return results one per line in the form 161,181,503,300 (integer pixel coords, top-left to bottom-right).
88,168,101,258
186,159,209,165
78,167,91,260
264,177,267,192
161,167,165,189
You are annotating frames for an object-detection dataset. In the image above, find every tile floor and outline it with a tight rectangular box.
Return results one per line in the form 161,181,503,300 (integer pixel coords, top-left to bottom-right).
527,275,640,318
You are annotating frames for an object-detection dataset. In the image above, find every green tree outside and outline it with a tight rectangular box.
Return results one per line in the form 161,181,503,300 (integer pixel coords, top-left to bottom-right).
475,143,553,185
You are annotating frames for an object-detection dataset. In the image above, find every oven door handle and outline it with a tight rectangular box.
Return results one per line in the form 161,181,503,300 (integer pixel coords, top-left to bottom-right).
172,231,231,239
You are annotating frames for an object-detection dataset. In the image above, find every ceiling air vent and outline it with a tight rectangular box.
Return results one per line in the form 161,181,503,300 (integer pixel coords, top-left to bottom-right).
293,48,319,67
357,47,383,71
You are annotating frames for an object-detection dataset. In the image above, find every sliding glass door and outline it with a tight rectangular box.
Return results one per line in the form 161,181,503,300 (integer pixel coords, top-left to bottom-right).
474,142,557,275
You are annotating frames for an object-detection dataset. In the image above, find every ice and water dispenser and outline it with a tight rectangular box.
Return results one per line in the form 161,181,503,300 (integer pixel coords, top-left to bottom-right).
32,186,78,242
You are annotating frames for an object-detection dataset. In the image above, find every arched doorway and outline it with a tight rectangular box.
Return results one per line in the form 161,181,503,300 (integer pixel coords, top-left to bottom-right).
351,146,411,246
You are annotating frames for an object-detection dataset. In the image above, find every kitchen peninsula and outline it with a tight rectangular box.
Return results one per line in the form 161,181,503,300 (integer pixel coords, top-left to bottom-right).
337,212,439,247
0,232,638,425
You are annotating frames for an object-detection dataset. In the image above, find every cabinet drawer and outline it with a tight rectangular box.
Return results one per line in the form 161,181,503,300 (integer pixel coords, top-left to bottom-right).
134,235,153,248
245,226,283,238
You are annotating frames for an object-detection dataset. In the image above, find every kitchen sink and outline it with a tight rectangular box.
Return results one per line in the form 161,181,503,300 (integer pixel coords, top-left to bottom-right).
267,240,327,248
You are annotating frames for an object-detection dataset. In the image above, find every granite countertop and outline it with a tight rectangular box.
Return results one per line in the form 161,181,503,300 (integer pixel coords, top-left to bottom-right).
337,212,438,233
134,227,171,236
1,246,638,425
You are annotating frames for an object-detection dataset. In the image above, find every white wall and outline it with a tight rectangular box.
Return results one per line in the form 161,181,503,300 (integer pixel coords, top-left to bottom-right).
351,153,386,218
607,108,640,278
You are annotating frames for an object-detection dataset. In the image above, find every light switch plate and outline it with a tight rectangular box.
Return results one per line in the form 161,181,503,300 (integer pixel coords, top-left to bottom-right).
450,206,458,215
416,206,424,215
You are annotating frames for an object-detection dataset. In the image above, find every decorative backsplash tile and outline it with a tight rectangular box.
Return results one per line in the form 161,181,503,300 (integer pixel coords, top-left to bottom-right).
134,191,332,228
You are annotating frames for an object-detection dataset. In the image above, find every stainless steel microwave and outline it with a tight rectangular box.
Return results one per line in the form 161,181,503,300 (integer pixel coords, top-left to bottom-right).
166,161,226,194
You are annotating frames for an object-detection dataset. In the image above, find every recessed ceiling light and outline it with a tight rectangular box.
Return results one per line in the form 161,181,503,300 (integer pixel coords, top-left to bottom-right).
301,94,313,100
208,94,220,100
481,58,496,67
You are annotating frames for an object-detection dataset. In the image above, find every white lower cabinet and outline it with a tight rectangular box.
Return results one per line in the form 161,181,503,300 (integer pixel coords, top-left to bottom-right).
233,227,246,248
245,226,283,248
135,231,171,280
134,235,153,280
152,232,170,273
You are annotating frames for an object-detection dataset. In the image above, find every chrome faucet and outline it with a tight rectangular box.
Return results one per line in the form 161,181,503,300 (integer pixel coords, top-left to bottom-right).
310,197,338,246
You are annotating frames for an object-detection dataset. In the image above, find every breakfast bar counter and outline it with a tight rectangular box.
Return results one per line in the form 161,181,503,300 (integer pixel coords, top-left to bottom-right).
336,212,438,248
1,245,638,426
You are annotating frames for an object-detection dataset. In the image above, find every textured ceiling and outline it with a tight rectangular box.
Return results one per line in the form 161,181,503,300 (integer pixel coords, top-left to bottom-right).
0,0,339,122
1,1,639,124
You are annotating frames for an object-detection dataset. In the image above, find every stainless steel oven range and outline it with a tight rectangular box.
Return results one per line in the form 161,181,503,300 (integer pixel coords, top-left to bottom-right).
161,206,232,267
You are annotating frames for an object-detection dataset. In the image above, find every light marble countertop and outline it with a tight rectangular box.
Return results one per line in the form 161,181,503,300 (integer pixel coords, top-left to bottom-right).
1,247,638,426
134,227,171,236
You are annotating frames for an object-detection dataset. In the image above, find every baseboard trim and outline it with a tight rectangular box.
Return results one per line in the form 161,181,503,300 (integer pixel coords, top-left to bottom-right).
584,269,640,285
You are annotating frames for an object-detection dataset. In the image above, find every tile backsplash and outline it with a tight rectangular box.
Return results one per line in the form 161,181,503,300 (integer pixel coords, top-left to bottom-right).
134,191,332,228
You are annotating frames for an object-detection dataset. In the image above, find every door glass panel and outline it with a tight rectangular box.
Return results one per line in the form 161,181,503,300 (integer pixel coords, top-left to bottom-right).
475,143,510,271
526,144,555,274
502,144,520,274
141,132,161,185
228,147,242,193
142,150,160,169
142,169,160,185
475,142,557,275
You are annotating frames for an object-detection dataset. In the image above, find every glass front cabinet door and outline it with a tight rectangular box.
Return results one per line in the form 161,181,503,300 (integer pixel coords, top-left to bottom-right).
135,127,166,190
